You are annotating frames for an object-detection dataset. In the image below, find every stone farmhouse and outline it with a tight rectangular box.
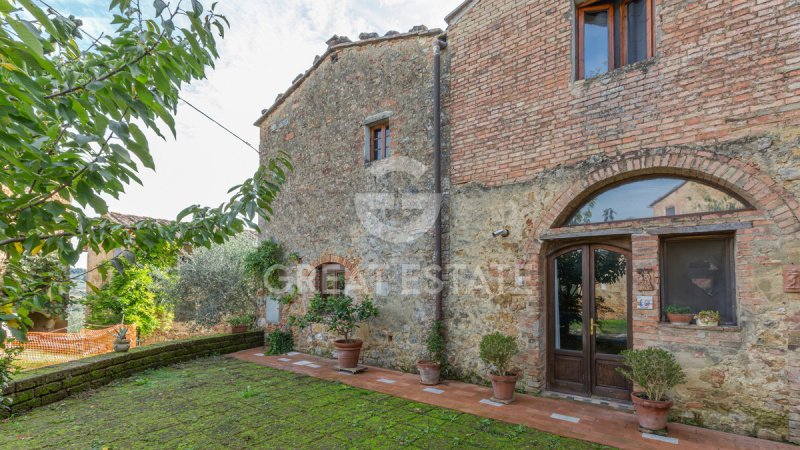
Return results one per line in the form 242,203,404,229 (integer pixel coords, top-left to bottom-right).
256,0,800,442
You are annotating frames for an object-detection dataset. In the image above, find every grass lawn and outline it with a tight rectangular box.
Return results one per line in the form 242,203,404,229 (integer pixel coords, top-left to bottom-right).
0,356,607,449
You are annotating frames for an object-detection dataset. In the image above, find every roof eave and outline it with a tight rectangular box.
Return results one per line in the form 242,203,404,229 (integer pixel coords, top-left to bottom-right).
253,28,444,127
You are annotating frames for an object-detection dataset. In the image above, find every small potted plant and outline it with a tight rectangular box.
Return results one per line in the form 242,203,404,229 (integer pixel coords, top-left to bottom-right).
417,320,446,386
113,325,131,353
288,294,378,369
617,348,686,433
479,332,519,403
664,305,693,325
229,314,254,334
695,310,720,327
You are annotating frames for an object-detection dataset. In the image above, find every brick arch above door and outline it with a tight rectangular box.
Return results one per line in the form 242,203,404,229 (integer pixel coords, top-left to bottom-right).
523,148,800,253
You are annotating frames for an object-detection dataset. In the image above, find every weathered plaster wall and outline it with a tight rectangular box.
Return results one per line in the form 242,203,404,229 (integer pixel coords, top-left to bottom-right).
258,30,450,372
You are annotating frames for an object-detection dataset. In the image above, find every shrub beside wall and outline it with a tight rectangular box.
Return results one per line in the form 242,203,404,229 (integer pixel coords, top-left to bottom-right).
1,331,263,418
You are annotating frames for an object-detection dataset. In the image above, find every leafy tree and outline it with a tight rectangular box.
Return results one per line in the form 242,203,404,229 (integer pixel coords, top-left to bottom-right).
85,243,177,337
0,0,291,346
167,234,258,327
288,294,378,343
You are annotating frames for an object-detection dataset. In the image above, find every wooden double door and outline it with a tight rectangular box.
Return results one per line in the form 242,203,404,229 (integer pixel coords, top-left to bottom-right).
547,244,633,401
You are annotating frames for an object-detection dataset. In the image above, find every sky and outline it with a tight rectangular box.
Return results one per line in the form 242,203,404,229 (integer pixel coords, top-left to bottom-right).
51,0,463,221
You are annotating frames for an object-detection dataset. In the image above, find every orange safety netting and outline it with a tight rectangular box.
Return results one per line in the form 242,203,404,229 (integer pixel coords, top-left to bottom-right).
8,324,137,370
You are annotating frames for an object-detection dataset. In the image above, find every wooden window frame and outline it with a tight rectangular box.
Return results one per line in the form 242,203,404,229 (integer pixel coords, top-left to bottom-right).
659,234,737,326
620,0,654,65
369,123,390,162
319,263,346,298
577,3,614,80
576,0,654,80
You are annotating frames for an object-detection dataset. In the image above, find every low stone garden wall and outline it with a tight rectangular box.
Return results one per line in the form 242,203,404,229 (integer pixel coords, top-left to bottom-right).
1,331,263,418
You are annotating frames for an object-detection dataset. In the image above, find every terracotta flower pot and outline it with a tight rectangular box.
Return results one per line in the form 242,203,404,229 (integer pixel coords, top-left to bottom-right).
631,392,673,432
231,325,249,334
334,339,363,369
113,339,130,353
490,374,518,402
666,313,694,325
417,361,441,386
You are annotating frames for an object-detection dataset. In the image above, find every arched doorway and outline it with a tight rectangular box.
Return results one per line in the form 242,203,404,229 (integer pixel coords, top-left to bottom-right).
547,242,632,400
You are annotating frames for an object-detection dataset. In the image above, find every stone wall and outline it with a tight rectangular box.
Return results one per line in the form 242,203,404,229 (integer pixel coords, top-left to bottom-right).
257,29,450,372
1,332,263,418
443,0,800,443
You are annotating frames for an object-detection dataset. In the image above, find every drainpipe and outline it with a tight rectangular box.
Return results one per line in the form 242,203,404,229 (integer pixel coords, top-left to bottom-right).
433,37,447,322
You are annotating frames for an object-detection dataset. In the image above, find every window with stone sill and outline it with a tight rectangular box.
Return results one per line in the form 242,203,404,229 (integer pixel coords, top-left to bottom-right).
368,123,390,162
576,0,654,80
661,235,737,326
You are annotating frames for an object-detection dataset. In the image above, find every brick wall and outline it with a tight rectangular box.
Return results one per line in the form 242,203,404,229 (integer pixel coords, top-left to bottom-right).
447,0,800,186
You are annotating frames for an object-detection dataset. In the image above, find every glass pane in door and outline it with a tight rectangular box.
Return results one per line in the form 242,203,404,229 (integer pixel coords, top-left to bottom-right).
554,249,583,351
593,249,628,355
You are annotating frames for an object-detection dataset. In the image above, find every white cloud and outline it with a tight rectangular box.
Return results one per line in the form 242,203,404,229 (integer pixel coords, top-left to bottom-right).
55,0,464,220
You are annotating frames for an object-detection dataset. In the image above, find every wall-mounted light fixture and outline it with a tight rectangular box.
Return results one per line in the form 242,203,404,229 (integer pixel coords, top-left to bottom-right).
492,229,510,238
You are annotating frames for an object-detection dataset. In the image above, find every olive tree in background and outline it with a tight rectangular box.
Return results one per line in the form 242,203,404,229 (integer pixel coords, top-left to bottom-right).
0,0,291,350
167,234,258,327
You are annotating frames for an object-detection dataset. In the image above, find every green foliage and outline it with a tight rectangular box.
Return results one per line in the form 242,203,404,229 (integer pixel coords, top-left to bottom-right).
228,314,255,328
425,320,446,367
167,234,258,327
664,305,692,314
86,262,171,337
696,310,720,323
617,348,686,402
243,240,287,292
479,333,519,376
266,329,294,355
288,294,378,342
0,0,291,348
85,244,176,337
0,345,22,409
114,326,129,341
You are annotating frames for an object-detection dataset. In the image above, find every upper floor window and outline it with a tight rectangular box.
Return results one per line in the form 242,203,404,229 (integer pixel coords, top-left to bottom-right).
577,0,654,80
370,124,390,162
565,177,750,226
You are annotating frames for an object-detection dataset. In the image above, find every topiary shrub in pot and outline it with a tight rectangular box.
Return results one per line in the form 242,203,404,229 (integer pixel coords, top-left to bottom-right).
417,320,446,385
479,332,520,403
288,294,378,369
617,347,687,433
664,305,693,325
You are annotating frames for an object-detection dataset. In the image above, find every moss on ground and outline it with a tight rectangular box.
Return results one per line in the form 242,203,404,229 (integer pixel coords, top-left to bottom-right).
0,356,608,449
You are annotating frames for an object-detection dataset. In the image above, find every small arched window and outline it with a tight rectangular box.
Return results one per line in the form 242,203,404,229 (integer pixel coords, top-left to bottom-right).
317,263,345,297
565,177,749,226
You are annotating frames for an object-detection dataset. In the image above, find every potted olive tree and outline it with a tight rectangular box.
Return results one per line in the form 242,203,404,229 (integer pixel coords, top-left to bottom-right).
664,305,693,325
479,332,519,403
617,348,687,433
289,294,378,369
417,320,446,385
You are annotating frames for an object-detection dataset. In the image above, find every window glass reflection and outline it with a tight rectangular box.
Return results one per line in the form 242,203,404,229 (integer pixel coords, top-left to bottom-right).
567,178,746,226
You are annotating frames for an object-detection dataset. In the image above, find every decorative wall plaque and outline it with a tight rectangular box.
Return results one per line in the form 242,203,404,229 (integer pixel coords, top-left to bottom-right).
785,265,800,293
637,295,654,310
635,268,655,291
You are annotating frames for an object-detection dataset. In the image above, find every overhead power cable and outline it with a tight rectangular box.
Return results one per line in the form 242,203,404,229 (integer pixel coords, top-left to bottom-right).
34,0,260,155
